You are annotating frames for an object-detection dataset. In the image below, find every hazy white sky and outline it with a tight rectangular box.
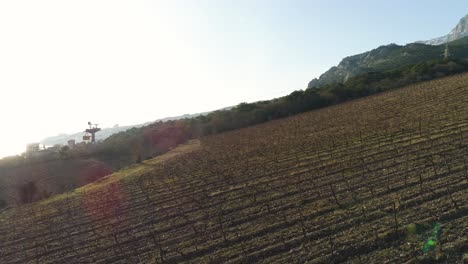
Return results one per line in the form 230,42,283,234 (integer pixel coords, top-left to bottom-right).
0,0,466,158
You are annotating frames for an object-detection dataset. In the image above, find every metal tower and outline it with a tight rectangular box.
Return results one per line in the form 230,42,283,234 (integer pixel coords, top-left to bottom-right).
84,122,101,144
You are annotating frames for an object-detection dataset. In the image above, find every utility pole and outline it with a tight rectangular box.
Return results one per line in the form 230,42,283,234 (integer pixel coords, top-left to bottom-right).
443,36,450,60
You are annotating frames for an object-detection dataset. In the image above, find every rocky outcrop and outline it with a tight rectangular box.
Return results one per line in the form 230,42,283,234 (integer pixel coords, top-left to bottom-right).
308,14,467,89
308,43,439,88
418,14,468,45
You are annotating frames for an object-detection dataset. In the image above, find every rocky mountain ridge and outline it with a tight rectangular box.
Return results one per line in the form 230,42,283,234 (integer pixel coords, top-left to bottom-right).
308,14,468,89
418,14,468,45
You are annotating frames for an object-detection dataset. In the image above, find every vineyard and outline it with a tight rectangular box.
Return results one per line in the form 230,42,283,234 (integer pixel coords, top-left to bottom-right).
0,73,467,263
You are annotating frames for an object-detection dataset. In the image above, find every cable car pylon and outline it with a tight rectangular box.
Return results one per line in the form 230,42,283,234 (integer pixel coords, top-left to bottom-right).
83,122,101,143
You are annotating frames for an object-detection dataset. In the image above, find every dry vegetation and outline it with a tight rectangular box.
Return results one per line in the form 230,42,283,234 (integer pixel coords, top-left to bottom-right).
0,159,112,206
0,73,467,263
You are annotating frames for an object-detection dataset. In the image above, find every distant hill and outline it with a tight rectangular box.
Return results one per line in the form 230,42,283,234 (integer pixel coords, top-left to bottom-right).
308,14,468,89
417,14,468,45
40,111,219,146
41,125,137,147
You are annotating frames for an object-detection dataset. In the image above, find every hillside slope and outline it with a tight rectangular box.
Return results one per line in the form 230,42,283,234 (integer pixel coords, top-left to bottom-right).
308,36,468,89
0,74,467,263
40,109,221,147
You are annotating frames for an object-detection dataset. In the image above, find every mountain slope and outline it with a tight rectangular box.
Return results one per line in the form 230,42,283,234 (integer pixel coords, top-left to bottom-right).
308,14,468,89
308,37,468,89
418,14,468,45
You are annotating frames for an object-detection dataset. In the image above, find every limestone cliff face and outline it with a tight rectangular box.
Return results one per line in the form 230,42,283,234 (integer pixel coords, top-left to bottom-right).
307,43,437,88
418,14,468,45
448,14,468,41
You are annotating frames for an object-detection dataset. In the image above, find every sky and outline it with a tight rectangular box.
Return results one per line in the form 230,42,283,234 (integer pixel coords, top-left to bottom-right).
0,0,466,158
